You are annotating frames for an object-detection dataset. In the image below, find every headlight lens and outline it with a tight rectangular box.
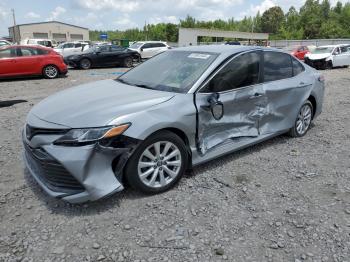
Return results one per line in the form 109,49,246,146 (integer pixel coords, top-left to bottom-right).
54,124,130,145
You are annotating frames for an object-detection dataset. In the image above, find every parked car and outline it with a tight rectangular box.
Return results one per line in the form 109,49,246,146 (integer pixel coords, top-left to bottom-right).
285,45,311,60
23,45,325,203
0,45,67,79
54,42,91,57
21,38,57,48
0,39,12,47
128,41,170,59
64,44,140,69
304,44,350,69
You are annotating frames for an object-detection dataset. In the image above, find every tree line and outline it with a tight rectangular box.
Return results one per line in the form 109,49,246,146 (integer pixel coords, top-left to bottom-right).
89,0,350,42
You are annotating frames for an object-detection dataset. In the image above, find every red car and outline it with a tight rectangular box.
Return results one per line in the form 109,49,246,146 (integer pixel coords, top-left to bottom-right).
0,45,67,79
286,45,310,60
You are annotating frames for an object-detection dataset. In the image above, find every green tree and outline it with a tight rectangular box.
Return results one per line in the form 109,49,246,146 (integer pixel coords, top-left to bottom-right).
261,6,285,34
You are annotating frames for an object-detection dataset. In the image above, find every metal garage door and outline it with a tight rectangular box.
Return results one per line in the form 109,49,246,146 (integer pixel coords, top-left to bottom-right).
33,33,48,39
70,34,84,41
53,33,67,42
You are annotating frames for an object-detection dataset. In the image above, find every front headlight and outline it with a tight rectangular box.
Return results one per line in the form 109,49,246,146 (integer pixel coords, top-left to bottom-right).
54,124,130,145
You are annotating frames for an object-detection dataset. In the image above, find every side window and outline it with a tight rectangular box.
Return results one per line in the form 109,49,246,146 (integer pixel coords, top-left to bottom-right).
20,47,38,56
154,43,165,48
37,49,49,55
340,46,350,53
142,43,152,49
292,57,305,76
263,51,293,82
201,51,261,93
74,43,82,48
0,48,17,58
65,43,74,48
99,46,108,52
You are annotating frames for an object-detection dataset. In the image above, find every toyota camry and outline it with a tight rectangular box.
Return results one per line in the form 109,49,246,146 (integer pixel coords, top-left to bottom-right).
23,45,325,203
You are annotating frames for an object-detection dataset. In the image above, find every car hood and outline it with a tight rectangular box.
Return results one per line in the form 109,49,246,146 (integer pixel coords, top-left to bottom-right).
305,53,331,60
30,79,175,128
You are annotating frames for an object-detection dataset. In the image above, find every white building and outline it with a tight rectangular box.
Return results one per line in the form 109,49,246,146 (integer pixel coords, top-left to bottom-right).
9,21,89,43
178,28,269,46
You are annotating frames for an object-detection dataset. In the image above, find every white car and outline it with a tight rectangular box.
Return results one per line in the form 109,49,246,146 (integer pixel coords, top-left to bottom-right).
21,39,57,48
304,44,350,69
54,42,91,57
0,40,12,47
128,41,170,59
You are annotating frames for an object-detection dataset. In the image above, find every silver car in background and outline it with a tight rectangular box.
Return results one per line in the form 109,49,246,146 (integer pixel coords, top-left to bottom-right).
23,45,325,203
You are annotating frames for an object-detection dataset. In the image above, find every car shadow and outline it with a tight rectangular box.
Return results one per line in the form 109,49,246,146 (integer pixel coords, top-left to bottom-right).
0,74,68,82
24,125,315,216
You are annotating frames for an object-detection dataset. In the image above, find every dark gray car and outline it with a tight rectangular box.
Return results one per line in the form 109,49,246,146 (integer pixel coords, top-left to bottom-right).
23,45,325,203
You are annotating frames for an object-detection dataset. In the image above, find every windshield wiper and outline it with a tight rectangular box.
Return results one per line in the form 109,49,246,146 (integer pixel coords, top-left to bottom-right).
134,84,154,90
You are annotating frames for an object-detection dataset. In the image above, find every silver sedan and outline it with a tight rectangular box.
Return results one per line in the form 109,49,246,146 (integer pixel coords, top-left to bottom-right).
23,45,325,203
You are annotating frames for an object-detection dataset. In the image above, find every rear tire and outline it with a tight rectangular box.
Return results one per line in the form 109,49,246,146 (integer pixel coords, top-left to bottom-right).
43,65,59,79
125,131,188,194
288,101,313,137
79,58,91,69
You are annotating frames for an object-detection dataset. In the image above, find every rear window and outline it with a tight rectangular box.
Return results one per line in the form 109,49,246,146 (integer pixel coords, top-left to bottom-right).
19,47,48,56
263,51,293,82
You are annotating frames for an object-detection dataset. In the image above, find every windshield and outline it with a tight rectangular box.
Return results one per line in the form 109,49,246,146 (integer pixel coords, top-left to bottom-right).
312,47,334,54
118,51,218,93
129,42,143,49
56,43,64,49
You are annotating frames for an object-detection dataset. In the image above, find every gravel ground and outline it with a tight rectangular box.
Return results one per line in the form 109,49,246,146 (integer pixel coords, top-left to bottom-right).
0,67,349,262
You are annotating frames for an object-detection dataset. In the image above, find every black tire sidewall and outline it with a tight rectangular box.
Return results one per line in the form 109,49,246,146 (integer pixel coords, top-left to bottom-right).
80,59,91,69
125,131,188,194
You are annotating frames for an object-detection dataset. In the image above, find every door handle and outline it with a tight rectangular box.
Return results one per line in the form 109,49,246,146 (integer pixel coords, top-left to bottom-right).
249,93,263,99
298,82,310,88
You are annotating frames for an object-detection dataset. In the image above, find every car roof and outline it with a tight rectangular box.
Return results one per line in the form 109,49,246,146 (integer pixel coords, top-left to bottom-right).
136,41,167,44
173,45,267,55
318,44,349,48
0,44,53,51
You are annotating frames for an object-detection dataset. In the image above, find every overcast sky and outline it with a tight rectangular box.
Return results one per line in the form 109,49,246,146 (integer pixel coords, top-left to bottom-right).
0,0,347,36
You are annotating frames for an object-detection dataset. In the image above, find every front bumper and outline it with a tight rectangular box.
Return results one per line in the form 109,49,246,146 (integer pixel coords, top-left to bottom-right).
22,129,140,203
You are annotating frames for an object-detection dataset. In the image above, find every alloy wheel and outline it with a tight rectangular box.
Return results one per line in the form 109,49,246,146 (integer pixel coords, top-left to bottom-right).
44,66,58,78
137,141,182,188
80,59,91,69
296,104,312,135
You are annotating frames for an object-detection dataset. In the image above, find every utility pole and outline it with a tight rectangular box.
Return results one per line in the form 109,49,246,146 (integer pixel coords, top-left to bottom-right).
11,8,16,26
11,9,17,43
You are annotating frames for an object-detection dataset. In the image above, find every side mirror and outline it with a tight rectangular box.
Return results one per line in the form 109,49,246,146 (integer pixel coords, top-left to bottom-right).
140,48,144,52
208,93,224,120
95,50,101,54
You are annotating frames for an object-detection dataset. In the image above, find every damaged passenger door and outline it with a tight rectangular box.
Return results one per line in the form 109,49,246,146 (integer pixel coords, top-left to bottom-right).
259,51,312,134
195,51,267,155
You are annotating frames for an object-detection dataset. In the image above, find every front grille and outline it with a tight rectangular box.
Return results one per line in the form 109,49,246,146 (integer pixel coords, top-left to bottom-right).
24,143,84,194
26,124,68,141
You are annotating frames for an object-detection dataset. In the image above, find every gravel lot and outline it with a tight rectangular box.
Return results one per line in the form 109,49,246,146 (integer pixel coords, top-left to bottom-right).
0,67,349,262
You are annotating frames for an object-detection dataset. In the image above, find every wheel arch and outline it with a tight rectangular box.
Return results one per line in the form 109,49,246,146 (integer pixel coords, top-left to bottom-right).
307,94,317,119
145,127,192,168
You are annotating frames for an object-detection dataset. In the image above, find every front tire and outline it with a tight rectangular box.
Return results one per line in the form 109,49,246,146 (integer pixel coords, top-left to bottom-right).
289,101,313,137
43,65,59,79
125,131,188,194
79,58,91,69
